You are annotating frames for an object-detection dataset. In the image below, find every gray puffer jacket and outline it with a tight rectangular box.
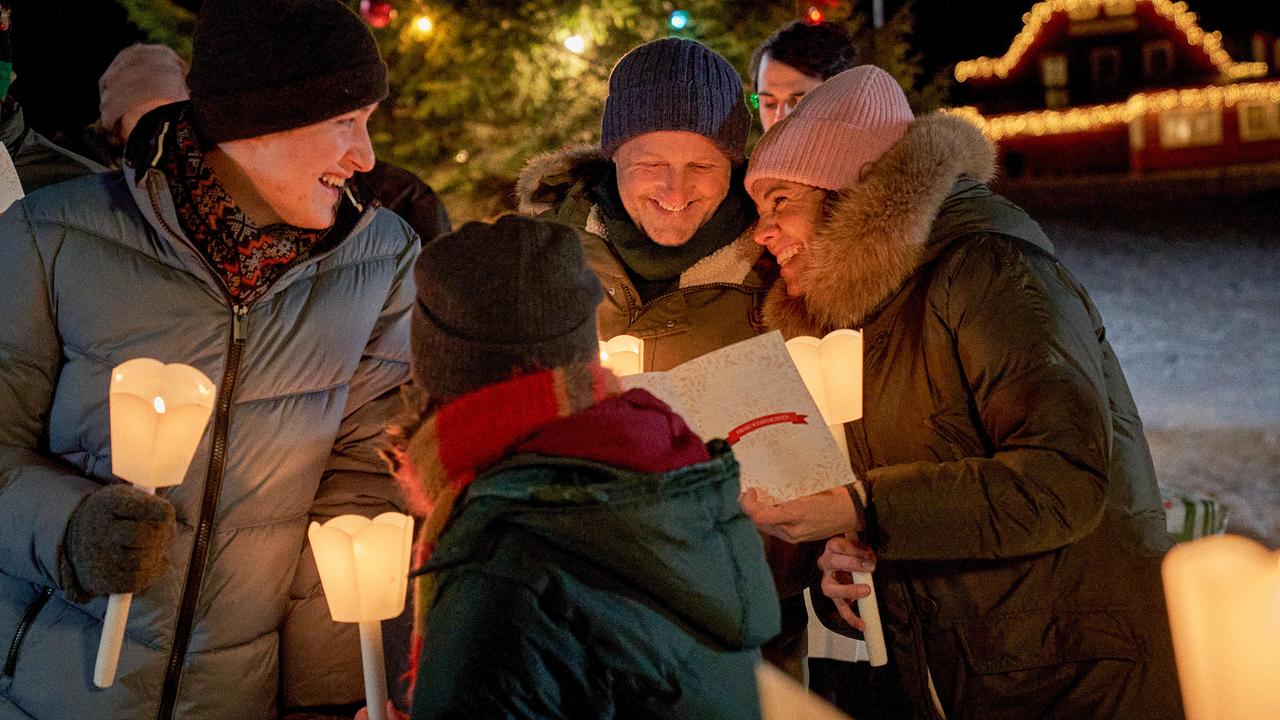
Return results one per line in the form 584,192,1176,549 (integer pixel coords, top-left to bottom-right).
0,113,415,719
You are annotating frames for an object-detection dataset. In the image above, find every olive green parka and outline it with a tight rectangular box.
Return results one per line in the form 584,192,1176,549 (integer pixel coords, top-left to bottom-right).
766,113,1184,720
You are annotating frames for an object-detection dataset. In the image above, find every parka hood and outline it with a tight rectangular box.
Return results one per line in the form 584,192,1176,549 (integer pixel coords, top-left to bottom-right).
517,143,611,217
424,439,780,651
763,112,1049,338
517,142,769,293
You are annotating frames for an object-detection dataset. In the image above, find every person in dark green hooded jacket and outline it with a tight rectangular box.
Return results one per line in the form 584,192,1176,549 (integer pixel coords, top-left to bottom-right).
740,67,1183,720
382,215,780,720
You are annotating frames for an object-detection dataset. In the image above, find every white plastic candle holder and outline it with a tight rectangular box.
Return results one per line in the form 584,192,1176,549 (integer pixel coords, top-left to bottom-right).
309,512,414,720
1163,534,1280,720
98,358,216,688
599,334,644,377
785,330,887,667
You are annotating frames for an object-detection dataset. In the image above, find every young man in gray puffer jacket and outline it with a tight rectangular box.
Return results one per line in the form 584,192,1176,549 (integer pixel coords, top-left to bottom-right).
0,1,417,718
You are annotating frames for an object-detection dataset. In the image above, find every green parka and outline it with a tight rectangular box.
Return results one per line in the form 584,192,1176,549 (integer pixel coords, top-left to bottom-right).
413,442,779,719
766,114,1184,720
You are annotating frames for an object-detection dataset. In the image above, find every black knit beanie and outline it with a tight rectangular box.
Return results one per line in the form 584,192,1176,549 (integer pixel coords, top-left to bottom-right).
187,0,388,143
601,38,750,163
411,216,603,402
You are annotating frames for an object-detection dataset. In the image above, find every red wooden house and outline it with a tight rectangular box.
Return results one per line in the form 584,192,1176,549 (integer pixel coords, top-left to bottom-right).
952,0,1280,177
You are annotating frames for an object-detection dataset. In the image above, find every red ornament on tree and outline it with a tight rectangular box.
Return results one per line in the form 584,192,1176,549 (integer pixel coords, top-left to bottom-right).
359,0,395,29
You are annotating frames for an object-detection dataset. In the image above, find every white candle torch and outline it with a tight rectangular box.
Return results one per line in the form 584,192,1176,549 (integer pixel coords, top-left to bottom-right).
785,330,887,667
599,334,644,377
99,358,216,688
1163,534,1280,720
309,512,414,720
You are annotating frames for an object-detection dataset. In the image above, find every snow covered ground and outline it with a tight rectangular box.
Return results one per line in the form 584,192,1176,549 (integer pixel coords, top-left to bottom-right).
1002,170,1280,547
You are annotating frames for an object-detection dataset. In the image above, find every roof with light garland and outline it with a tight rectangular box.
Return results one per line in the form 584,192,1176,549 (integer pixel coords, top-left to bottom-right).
954,0,1266,84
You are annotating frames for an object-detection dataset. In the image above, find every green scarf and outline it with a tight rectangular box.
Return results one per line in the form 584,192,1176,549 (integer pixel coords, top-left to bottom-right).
590,165,754,293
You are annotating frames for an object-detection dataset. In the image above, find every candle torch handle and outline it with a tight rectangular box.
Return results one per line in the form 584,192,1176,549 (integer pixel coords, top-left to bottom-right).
94,591,132,687
93,485,156,688
845,475,887,667
359,620,389,720
850,565,887,666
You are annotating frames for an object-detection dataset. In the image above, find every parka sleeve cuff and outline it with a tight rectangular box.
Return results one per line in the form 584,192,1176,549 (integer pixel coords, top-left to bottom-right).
0,454,101,591
845,477,878,542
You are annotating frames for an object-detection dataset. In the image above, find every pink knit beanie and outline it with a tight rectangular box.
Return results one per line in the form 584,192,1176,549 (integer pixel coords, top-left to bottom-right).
745,65,913,199
98,44,189,134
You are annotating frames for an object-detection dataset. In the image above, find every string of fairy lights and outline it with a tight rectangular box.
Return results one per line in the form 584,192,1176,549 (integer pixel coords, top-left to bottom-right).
356,2,840,55
356,2,728,56
952,80,1280,140
954,0,1267,82
948,0,1277,140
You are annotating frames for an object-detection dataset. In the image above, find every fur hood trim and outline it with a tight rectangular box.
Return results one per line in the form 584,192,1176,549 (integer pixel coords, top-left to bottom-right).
764,112,997,338
518,143,764,287
516,143,609,216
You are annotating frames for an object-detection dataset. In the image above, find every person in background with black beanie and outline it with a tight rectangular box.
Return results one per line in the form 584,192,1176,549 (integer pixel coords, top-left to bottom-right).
381,215,778,719
0,1,419,718
357,160,452,245
0,0,104,193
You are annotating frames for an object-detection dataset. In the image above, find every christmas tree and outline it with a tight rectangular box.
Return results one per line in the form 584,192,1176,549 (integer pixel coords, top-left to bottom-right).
121,0,945,221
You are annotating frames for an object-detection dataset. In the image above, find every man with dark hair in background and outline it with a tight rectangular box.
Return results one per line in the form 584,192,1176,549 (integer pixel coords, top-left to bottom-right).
749,21,858,131
747,21,867,715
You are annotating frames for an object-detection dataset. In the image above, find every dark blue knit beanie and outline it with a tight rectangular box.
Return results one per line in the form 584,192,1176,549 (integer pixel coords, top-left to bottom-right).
601,38,750,163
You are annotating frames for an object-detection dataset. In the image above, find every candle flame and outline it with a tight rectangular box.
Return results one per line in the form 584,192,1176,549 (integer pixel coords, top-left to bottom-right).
153,396,166,414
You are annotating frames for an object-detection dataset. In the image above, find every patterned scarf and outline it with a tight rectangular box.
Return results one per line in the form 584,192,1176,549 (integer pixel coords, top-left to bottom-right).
159,107,327,306
381,362,621,696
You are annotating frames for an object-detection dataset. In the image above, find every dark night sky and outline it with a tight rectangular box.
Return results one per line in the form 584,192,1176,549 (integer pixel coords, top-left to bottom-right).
8,0,1280,141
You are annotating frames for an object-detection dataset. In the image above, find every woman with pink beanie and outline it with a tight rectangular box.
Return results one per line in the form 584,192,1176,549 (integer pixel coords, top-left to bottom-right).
739,66,1184,720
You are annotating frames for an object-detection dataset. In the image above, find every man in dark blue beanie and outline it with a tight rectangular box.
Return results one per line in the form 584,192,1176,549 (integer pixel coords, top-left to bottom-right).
517,38,816,683
519,36,761,376
0,1,420,718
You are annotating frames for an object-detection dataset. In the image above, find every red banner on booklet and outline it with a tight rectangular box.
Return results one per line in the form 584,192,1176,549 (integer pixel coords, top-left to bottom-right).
727,412,808,445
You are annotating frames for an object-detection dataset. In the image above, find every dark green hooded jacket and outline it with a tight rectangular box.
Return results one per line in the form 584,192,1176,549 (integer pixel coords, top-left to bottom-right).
412,440,780,719
765,113,1182,720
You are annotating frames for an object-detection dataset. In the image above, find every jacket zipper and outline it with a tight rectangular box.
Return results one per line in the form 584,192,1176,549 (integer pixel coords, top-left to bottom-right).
2,587,53,677
156,304,247,720
136,144,371,716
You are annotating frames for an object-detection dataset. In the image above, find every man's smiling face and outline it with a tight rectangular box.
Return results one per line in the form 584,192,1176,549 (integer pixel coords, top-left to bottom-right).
615,131,732,247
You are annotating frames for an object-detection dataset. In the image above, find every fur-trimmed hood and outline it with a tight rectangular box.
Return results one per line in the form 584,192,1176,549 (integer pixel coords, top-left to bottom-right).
516,143,767,291
517,143,610,217
764,112,1013,338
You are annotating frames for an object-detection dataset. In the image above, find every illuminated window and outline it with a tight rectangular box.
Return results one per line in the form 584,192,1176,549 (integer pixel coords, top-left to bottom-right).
1253,34,1269,64
1069,6,1099,21
1158,106,1223,148
1041,54,1068,87
1090,46,1123,89
1045,88,1071,108
1104,0,1137,17
1143,41,1174,81
1237,101,1280,141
